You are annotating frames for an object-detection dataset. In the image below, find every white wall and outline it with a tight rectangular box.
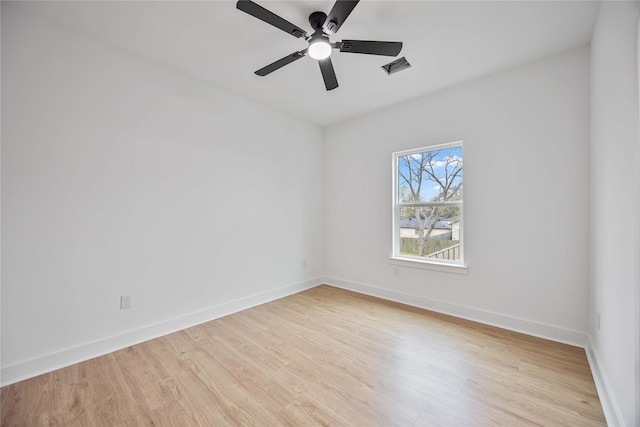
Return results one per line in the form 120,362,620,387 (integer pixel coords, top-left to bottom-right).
589,2,640,426
323,46,591,344
1,5,323,384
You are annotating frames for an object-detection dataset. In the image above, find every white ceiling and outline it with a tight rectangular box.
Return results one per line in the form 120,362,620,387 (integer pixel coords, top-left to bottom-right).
12,1,600,127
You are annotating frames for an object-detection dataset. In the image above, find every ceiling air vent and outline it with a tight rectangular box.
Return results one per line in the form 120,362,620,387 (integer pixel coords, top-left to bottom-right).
382,57,411,75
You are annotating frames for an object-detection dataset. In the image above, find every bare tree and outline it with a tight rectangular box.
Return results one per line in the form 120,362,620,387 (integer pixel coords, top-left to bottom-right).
398,148,462,256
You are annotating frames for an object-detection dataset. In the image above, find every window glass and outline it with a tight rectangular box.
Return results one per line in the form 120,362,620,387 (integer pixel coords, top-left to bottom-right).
393,143,463,264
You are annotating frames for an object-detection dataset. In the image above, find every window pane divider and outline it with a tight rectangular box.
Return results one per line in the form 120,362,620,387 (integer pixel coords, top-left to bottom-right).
398,201,462,208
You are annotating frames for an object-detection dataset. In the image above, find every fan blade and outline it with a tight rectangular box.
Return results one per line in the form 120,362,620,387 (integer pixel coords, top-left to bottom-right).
318,58,338,91
339,40,403,56
237,1,307,39
324,0,359,34
255,50,307,76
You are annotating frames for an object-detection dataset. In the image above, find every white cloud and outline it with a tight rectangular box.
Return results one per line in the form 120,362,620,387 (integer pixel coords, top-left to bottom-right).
428,155,462,169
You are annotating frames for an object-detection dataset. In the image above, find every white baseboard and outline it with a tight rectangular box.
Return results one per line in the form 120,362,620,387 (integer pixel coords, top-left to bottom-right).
0,277,323,387
585,338,624,427
322,276,588,347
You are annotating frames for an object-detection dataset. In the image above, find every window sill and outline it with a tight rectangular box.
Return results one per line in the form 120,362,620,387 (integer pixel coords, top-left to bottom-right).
389,256,468,275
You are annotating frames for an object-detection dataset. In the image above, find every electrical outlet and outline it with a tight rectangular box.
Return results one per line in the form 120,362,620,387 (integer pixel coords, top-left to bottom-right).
120,295,132,309
596,312,601,330
303,260,307,269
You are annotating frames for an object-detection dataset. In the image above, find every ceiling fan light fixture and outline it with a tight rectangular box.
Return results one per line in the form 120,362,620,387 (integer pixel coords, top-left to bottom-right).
237,1,404,91
308,37,332,60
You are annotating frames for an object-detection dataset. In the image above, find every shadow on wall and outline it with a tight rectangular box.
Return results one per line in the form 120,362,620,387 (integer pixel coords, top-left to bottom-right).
636,11,640,427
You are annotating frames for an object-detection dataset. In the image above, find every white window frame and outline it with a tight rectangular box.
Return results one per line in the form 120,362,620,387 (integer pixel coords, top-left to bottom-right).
390,141,467,274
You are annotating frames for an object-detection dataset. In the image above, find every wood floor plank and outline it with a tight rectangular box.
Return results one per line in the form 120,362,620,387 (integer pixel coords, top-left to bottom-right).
1,285,606,426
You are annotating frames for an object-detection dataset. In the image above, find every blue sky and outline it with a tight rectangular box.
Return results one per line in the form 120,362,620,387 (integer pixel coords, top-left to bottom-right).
397,146,463,202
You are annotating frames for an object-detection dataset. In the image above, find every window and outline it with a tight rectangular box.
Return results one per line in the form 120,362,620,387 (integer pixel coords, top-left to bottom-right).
392,141,464,267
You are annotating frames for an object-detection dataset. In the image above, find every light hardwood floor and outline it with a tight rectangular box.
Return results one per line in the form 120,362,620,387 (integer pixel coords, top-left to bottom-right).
1,285,606,426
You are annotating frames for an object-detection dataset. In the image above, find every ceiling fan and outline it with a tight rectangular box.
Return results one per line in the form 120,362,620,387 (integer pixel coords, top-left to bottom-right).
236,0,403,91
